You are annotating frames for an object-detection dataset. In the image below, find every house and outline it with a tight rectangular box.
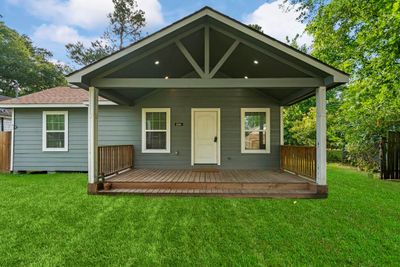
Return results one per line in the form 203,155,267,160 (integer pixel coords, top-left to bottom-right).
0,95,12,132
1,7,349,197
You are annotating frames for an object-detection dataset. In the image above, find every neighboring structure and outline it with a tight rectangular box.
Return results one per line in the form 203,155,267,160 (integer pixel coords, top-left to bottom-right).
0,95,12,132
1,7,349,197
0,87,117,172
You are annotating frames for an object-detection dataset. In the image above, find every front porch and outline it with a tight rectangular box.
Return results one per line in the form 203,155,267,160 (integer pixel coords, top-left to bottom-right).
94,144,325,198
67,8,349,198
101,168,319,198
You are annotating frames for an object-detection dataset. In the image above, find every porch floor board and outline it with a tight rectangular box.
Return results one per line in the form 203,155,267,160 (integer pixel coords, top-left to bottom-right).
106,169,307,184
99,169,321,198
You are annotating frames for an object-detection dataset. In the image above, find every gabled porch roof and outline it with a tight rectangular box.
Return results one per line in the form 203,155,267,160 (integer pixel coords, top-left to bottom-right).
67,6,349,106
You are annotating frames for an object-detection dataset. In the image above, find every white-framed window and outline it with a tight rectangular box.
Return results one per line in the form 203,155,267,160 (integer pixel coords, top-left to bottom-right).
142,108,170,153
42,111,68,152
241,108,270,154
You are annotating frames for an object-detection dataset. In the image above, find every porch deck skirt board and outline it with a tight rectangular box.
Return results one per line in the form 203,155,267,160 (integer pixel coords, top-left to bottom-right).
100,169,321,198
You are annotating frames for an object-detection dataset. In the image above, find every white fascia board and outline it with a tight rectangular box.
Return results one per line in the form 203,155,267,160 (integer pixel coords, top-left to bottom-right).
0,104,87,108
66,9,209,83
67,7,348,85
0,101,117,108
206,10,349,80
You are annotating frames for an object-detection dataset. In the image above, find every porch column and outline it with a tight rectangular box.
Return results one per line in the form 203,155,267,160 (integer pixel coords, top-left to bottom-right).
88,86,99,193
316,86,327,194
280,106,284,145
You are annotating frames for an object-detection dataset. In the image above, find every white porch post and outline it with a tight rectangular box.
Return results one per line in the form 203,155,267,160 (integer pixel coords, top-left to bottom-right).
316,86,327,189
280,106,284,146
88,86,99,192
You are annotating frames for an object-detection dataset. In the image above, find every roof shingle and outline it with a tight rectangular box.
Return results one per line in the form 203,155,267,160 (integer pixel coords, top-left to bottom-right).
0,87,105,105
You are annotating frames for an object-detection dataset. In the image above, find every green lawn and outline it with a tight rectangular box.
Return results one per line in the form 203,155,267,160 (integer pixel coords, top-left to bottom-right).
0,165,399,266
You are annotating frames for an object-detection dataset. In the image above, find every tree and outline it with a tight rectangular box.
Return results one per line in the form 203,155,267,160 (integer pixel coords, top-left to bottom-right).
108,0,145,49
66,0,146,67
248,24,263,32
284,0,400,170
0,20,67,97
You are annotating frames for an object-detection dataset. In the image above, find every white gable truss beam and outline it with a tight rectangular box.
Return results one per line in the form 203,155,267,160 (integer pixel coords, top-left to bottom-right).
92,78,324,88
87,24,338,85
175,40,205,78
68,8,348,86
96,25,205,79
209,40,239,78
210,26,318,78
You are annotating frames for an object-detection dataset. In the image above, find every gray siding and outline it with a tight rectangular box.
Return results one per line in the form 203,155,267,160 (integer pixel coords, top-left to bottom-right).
13,89,281,171
133,89,280,169
13,106,135,172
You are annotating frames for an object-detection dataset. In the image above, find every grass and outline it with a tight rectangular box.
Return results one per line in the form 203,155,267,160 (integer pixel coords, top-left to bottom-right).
0,165,399,266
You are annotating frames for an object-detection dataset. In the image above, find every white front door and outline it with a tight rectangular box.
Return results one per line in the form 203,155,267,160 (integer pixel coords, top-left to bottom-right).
192,109,220,164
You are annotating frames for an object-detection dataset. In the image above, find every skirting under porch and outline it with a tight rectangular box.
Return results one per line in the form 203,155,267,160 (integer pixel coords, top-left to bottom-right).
96,169,326,198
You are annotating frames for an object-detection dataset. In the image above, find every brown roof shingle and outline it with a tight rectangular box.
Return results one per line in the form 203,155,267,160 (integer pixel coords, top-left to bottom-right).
0,95,11,102
0,87,105,105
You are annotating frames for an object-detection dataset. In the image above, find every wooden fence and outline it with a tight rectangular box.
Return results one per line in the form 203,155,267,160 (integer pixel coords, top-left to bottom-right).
98,145,134,178
380,131,400,179
0,132,11,172
280,145,316,180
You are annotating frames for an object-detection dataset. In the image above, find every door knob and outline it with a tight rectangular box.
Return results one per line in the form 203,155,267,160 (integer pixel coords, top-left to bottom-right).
214,136,218,142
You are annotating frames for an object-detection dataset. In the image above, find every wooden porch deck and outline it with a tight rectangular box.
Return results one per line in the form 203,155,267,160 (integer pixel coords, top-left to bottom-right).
100,169,321,198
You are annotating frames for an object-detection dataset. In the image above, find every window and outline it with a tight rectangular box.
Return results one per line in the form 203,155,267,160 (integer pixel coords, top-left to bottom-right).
43,111,68,151
241,108,270,153
142,108,170,153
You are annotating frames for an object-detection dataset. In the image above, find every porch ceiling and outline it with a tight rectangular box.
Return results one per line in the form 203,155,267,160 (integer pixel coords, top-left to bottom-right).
67,7,349,106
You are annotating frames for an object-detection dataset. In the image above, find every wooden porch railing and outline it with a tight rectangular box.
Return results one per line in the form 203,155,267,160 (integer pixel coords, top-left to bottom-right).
98,145,134,178
0,132,11,173
280,145,316,180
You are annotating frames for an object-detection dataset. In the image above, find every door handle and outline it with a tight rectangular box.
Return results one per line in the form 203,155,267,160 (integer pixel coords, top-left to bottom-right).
214,136,218,142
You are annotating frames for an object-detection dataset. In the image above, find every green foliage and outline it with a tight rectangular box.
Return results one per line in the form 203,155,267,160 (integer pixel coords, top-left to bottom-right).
284,0,400,170
248,24,263,32
108,0,145,49
0,20,67,97
65,38,115,67
66,0,146,67
327,149,343,163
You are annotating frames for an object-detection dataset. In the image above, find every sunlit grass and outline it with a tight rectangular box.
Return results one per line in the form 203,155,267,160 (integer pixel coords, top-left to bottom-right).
0,165,399,266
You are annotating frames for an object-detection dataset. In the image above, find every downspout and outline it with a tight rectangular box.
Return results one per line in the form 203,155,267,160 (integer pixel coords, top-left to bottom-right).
10,108,14,172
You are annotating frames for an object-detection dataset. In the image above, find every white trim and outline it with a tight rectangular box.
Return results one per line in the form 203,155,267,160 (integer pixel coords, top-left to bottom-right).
191,108,221,166
10,108,14,171
88,87,99,184
83,100,117,106
42,111,69,152
142,108,171,153
0,101,116,108
67,8,348,86
67,10,210,83
241,108,271,154
1,104,86,108
316,86,327,185
280,106,284,146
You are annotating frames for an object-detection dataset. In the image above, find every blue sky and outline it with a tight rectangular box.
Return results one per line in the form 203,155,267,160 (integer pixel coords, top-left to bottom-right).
1,0,310,66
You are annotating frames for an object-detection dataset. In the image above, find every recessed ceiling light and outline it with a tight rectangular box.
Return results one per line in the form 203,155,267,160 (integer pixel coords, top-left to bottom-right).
253,60,259,64
244,76,249,79
164,76,169,79
154,60,160,65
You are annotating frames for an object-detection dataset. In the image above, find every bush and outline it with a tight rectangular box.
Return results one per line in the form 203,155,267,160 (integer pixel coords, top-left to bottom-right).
327,149,343,163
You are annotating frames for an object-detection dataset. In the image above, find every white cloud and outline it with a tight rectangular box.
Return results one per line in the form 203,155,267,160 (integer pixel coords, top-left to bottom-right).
48,58,68,66
244,0,312,46
33,24,95,45
8,0,165,30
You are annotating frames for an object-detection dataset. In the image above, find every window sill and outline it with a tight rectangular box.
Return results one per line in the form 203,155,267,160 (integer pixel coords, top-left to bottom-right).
142,150,170,154
241,150,270,154
42,148,69,152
